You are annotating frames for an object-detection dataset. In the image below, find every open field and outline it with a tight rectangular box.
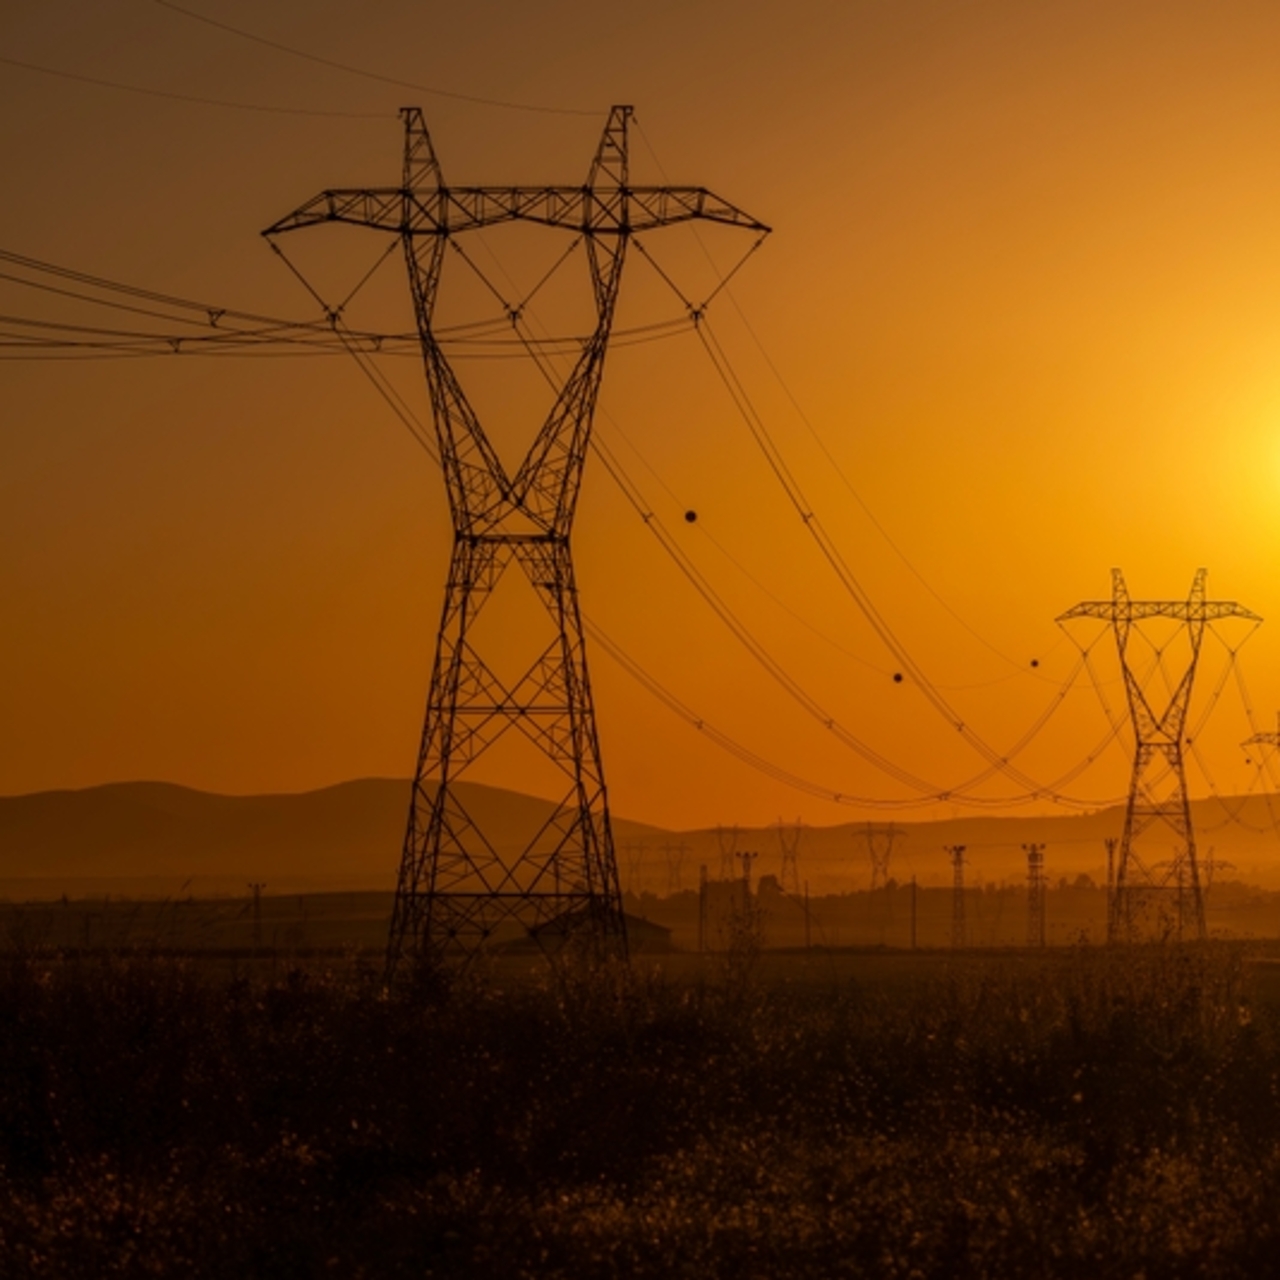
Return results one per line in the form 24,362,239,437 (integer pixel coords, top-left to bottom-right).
4,939,1280,1276
3,878,1278,956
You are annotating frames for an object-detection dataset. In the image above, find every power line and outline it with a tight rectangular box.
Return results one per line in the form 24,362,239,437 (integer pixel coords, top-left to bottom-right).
1,244,1124,810
435,200,1117,810
584,616,913,808
634,118,1052,678
0,53,387,118
152,0,599,118
695,317,1097,803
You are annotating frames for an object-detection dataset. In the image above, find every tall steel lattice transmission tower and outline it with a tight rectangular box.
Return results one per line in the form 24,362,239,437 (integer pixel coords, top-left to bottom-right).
266,108,768,972
1059,569,1259,943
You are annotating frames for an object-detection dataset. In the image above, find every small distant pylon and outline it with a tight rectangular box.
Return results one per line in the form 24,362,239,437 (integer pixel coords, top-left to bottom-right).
863,823,903,891
1023,844,1046,948
621,841,648,895
662,841,690,896
1242,710,1280,753
776,818,802,895
947,845,967,949
716,825,739,881
1199,846,1234,895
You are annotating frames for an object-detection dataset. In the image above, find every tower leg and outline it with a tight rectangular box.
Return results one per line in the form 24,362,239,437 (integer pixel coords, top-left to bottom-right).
387,535,626,975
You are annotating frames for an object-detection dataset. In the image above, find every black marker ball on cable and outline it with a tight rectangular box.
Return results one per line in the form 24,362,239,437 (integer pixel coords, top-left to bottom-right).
684,510,698,523
893,672,904,684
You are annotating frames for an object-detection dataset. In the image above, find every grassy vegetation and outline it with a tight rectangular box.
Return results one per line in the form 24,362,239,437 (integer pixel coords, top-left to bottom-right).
2,943,1279,1277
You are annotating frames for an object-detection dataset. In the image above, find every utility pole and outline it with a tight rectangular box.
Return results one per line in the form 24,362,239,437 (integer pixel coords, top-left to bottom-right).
1105,837,1117,941
267,107,767,976
910,875,918,950
736,849,759,912
1059,570,1259,943
947,846,967,950
698,864,708,953
1023,844,1046,948
776,818,802,895
803,879,812,950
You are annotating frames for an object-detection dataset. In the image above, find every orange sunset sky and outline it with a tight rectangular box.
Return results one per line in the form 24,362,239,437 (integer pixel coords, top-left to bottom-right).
4,0,1280,829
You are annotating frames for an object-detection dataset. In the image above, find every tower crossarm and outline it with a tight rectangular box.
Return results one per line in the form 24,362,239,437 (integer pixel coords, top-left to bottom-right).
1056,600,1261,623
264,185,770,239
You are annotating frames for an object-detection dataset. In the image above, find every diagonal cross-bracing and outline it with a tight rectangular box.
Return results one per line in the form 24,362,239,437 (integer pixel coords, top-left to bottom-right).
266,107,769,972
1059,569,1260,942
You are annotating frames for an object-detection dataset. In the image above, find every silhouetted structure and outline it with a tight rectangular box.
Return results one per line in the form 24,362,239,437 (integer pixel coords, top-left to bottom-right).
947,845,967,949
862,822,903,891
1023,844,1046,948
776,818,802,895
267,107,766,973
1105,837,1117,924
698,863,708,952
716,825,740,881
1059,570,1259,943
621,840,648,894
662,841,690,896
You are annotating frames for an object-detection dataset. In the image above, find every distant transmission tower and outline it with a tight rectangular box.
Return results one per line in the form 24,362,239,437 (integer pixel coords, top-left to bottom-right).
267,108,766,973
621,841,648,895
1199,845,1234,914
776,818,802,895
947,844,967,949
716,825,740,882
1059,570,1259,944
662,841,690,896
1023,844,1046,948
1242,713,1280,759
862,822,903,891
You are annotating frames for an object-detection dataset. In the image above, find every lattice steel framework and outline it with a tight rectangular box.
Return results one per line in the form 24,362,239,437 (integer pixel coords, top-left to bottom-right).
1242,712,1280,756
661,841,690,896
266,107,767,973
716,824,740,882
862,822,903,892
1059,570,1260,943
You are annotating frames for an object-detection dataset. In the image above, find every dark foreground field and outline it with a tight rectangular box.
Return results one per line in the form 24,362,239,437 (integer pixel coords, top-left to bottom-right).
3,946,1280,1278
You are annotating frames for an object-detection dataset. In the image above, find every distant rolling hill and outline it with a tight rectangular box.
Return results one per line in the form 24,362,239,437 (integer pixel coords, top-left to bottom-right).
0,779,668,898
4,780,1280,900
669,796,1280,894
